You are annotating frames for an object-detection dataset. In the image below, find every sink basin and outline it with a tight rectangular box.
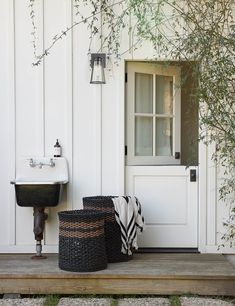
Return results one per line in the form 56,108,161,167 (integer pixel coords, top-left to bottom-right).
11,180,67,207
11,157,68,207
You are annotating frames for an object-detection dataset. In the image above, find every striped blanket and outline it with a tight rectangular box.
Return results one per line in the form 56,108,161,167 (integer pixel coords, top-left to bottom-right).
112,196,145,255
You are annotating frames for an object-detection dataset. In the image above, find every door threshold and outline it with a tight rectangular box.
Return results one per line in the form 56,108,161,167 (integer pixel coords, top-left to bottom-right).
137,248,199,253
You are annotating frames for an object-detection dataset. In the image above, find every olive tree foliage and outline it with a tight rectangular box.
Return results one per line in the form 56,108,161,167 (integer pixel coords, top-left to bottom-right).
29,0,235,246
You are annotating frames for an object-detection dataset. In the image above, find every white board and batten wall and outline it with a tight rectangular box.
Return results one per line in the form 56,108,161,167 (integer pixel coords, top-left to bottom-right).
0,0,234,254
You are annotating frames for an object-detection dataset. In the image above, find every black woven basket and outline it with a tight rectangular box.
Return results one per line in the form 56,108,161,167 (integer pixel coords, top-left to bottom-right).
83,196,132,263
58,209,107,272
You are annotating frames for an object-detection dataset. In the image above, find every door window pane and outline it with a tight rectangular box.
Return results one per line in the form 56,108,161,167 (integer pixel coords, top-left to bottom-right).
156,118,173,156
135,117,153,156
135,73,153,113
156,75,173,114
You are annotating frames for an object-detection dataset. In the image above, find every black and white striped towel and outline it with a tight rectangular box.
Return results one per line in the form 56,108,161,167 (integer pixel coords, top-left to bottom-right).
112,196,145,255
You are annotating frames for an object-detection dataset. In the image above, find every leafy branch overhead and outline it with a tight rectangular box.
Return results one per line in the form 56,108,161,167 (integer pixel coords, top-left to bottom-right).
29,0,235,246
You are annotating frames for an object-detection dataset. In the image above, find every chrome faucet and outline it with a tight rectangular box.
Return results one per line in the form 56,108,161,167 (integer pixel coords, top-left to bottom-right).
49,158,55,167
29,158,55,168
29,158,36,168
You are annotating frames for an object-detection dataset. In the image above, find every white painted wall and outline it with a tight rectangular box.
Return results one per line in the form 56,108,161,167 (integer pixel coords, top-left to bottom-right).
199,142,235,254
0,0,234,254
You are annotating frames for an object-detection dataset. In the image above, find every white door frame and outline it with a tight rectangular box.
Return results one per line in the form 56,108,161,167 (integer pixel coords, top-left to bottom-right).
116,59,207,252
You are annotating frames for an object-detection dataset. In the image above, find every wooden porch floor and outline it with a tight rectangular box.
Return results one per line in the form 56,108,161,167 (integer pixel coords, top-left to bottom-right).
0,253,235,296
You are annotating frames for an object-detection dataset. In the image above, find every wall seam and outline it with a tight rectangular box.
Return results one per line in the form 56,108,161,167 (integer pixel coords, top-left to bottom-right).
11,0,17,245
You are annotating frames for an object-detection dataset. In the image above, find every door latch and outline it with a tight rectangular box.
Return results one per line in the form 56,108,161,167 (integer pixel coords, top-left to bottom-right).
175,152,180,159
190,169,197,182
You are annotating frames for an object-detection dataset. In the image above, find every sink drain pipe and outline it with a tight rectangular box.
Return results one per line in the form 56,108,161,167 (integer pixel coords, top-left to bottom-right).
32,207,48,259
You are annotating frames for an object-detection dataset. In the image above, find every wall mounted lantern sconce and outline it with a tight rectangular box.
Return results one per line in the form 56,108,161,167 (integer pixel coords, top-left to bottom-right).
90,53,106,84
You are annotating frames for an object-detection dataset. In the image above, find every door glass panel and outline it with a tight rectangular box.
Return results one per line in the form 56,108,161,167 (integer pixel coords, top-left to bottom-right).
135,116,153,156
156,75,173,114
156,118,173,156
135,73,153,113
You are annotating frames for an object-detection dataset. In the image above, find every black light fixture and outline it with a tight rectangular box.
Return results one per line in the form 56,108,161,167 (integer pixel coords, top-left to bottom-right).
90,53,106,84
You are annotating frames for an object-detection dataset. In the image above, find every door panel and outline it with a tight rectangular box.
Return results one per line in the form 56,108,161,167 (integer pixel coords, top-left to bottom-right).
126,166,198,247
125,62,198,248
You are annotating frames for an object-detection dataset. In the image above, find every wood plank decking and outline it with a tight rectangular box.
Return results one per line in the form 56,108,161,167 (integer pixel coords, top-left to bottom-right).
0,253,235,296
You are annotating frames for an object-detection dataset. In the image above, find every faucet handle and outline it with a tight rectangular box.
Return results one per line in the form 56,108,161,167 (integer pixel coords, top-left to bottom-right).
49,158,55,167
29,158,36,167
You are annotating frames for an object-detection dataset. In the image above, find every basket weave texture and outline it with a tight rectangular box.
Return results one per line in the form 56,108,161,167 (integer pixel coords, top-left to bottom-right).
83,196,132,263
58,210,107,272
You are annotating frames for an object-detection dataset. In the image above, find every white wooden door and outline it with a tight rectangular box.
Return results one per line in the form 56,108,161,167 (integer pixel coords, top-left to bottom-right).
125,62,198,248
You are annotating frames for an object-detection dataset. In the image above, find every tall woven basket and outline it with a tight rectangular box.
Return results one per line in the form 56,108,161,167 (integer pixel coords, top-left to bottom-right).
83,196,132,263
58,210,107,272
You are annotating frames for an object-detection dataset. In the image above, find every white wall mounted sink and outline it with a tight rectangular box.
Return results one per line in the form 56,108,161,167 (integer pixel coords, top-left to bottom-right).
11,157,68,207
